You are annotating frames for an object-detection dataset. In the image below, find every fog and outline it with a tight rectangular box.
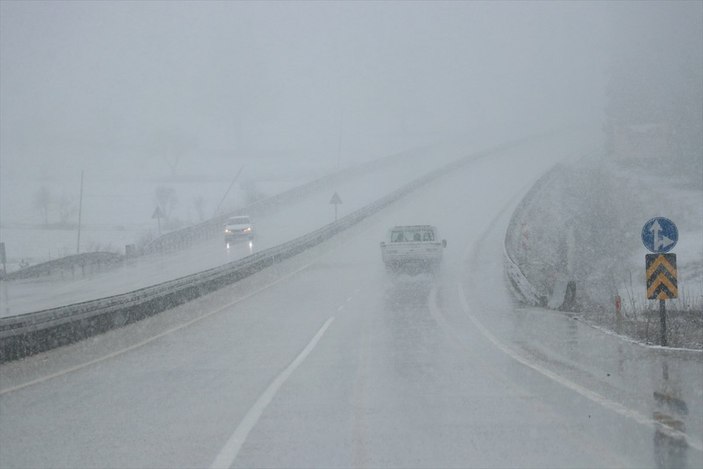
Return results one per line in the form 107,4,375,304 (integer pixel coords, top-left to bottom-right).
1,1,700,258
1,1,613,181
1,4,702,467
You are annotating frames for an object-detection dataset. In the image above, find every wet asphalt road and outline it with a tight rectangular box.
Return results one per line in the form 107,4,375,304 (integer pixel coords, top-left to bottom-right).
1,134,700,468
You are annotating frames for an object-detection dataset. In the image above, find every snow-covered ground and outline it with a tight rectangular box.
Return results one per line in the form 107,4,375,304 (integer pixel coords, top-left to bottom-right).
506,152,703,349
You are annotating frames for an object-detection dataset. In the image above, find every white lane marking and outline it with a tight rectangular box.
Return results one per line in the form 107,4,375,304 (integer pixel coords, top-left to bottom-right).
0,263,314,396
210,316,335,469
428,286,631,467
456,283,703,453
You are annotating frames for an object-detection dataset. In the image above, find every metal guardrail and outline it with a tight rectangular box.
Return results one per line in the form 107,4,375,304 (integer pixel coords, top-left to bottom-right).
503,245,544,307
503,162,591,311
2,252,122,281
0,137,534,362
503,166,561,307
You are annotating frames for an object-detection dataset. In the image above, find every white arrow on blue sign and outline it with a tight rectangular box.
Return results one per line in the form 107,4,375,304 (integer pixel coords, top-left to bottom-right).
642,217,678,253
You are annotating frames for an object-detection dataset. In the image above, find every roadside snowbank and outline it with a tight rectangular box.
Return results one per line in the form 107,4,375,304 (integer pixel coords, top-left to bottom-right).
505,154,702,349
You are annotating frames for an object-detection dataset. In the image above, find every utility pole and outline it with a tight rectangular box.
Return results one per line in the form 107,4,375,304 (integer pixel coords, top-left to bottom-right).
76,170,84,254
213,165,245,217
337,110,343,170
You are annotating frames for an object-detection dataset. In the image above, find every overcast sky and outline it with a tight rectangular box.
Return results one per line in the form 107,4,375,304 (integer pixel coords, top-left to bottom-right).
0,1,696,181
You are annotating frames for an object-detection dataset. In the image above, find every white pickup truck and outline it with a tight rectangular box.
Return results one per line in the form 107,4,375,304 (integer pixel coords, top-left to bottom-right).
380,225,446,274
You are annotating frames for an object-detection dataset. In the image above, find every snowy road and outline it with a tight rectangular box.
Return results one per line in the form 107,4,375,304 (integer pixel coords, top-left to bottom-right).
1,136,700,468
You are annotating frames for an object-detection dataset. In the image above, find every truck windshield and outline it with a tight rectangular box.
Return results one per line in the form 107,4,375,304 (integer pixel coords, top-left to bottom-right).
391,230,434,242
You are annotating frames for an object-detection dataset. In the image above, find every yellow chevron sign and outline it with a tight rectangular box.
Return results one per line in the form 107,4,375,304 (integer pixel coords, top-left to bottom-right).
646,254,677,300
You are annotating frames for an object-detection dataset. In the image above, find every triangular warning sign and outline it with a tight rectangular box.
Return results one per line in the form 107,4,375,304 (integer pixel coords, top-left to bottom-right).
329,192,343,205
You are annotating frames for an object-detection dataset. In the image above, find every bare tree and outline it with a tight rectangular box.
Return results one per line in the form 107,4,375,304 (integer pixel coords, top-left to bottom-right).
155,186,178,220
241,179,266,206
33,186,51,227
148,129,196,179
57,193,77,227
193,196,206,222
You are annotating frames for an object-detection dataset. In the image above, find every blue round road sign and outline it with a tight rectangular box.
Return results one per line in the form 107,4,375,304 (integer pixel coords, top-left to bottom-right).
642,217,678,253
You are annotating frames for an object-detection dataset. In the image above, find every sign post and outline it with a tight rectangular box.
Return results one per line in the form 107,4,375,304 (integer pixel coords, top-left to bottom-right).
0,242,6,276
152,206,164,236
76,170,84,255
642,217,679,346
329,192,343,222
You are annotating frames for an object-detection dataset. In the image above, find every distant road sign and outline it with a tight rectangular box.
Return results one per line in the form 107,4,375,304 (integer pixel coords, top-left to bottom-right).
642,217,678,253
330,192,342,222
329,192,343,205
646,253,678,300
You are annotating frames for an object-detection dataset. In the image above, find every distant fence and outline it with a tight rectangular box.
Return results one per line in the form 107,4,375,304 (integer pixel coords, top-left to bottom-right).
2,252,123,281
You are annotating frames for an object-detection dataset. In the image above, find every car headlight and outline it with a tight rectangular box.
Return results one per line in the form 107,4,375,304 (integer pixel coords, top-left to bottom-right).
243,227,252,233
224,229,231,233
